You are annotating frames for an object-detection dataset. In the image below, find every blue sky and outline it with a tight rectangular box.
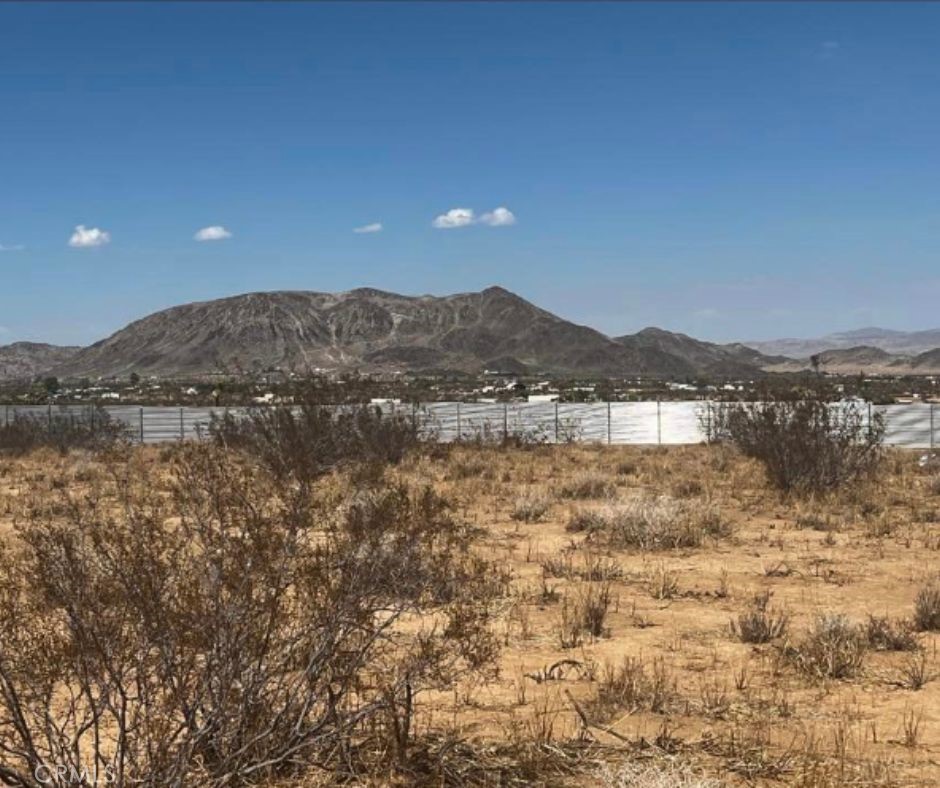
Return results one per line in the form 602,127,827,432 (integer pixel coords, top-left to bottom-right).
1,2,938,347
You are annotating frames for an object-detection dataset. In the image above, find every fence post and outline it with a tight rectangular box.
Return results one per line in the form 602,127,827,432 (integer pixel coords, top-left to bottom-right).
179,407,184,442
412,401,418,439
554,401,559,444
607,401,611,445
48,402,52,428
3,404,7,427
456,401,461,443
656,398,662,445
868,402,873,439
503,402,508,442
139,407,145,444
931,403,936,453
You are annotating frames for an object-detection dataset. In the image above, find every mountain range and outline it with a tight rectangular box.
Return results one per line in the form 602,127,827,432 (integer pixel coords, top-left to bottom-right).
747,327,940,357
1,287,938,382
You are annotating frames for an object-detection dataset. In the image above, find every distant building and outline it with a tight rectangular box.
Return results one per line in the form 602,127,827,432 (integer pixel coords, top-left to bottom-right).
527,393,559,403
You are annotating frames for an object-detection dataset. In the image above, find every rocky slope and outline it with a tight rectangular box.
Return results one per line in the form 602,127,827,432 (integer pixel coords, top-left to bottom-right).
49,287,772,380
0,342,80,382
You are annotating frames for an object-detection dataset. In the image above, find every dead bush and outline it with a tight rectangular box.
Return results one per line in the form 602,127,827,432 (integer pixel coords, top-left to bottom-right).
575,496,731,550
0,406,127,455
730,591,790,644
587,657,677,721
556,582,614,648
787,614,868,680
913,580,940,631
511,491,553,523
600,762,722,788
0,443,503,785
704,391,885,495
559,471,615,500
865,615,920,651
211,396,418,487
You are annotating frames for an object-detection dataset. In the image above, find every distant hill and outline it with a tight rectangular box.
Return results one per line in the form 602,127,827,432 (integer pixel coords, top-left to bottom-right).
0,342,80,382
9,287,940,382
52,287,763,380
765,345,940,375
748,327,940,357
613,328,784,378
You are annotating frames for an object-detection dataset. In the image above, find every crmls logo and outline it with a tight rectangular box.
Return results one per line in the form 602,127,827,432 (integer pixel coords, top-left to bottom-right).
35,764,118,785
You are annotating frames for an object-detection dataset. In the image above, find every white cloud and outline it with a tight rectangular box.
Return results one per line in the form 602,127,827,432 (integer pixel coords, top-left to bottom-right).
68,225,111,248
478,207,517,227
432,208,476,229
353,222,383,234
0,243,25,252
194,225,232,242
819,40,841,59
433,206,517,229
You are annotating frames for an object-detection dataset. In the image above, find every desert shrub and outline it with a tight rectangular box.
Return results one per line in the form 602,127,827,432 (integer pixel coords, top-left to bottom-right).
576,495,731,550
588,657,677,720
559,471,615,500
704,391,885,494
670,478,703,498
0,406,127,455
211,397,418,486
730,591,790,643
557,582,614,647
865,615,920,651
565,508,606,533
787,614,868,680
615,460,638,476
913,581,940,631
511,491,553,523
0,443,503,785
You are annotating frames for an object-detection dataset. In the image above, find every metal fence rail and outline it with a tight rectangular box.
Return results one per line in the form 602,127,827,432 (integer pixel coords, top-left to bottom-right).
2,401,938,449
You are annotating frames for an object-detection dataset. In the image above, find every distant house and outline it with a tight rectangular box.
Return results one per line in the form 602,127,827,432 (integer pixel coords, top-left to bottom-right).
527,393,559,403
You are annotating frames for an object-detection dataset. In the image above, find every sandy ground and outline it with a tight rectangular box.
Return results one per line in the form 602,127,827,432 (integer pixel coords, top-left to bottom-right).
1,443,939,786
389,443,940,786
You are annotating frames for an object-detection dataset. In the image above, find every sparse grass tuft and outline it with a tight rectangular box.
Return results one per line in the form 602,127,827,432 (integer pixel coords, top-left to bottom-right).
573,495,731,550
587,656,677,721
730,591,789,643
511,491,553,523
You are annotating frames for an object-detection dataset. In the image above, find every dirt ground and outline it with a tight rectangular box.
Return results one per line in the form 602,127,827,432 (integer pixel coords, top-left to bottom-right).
391,443,940,786
1,442,939,786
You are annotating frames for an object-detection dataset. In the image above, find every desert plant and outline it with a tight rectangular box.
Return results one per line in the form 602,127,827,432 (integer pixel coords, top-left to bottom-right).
913,581,940,631
556,582,614,647
0,406,127,455
788,614,868,680
865,615,920,651
588,657,677,720
559,471,615,500
511,491,553,523
704,390,885,494
731,591,790,644
575,495,730,550
601,761,722,788
0,442,503,785
211,395,418,487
